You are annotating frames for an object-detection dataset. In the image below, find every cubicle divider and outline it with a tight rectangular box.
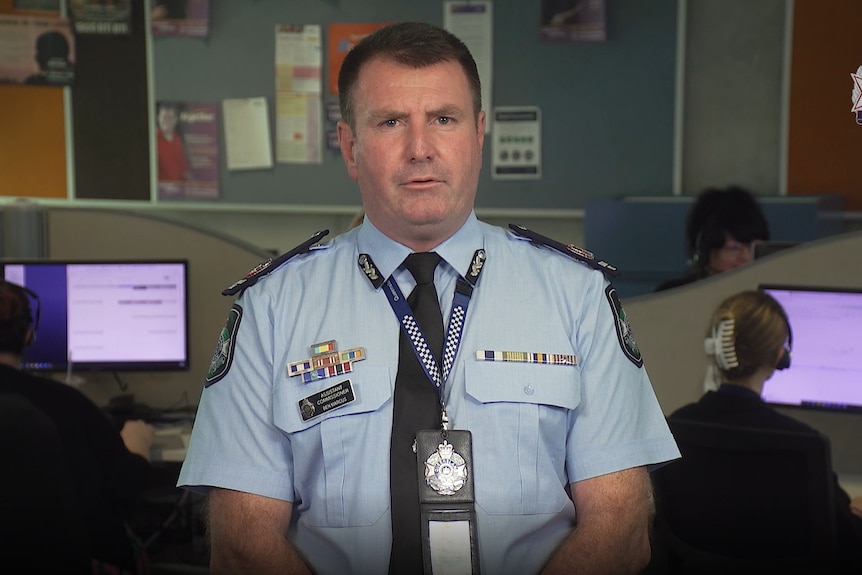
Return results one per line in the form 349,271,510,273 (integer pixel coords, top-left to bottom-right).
624,230,862,476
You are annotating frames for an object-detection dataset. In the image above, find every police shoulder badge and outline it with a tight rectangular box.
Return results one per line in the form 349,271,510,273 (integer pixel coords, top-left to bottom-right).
222,230,330,296
205,303,242,387
605,285,643,368
508,224,620,278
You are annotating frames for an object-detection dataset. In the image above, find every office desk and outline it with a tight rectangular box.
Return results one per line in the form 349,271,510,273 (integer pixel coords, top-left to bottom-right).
151,422,192,463
839,474,862,498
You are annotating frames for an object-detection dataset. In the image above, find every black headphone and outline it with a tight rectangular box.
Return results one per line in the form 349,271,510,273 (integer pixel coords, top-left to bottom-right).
0,280,41,346
775,305,792,371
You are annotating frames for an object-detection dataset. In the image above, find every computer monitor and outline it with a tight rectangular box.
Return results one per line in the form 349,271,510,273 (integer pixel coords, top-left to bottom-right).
1,259,189,372
758,284,862,414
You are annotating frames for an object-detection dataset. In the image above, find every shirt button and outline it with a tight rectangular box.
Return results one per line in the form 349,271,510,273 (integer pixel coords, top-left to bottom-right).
524,385,535,395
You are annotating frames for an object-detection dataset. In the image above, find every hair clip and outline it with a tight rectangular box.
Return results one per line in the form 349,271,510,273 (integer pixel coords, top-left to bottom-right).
703,318,739,370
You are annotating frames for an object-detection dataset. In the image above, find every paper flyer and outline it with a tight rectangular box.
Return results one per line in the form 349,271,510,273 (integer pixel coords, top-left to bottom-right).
275,24,323,164
443,2,493,132
222,97,273,171
491,107,542,180
0,14,75,86
151,0,210,38
540,0,606,43
326,22,389,95
69,0,132,35
156,101,220,200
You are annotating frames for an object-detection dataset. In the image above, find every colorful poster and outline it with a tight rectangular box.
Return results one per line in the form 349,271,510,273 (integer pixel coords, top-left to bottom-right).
0,14,74,86
156,101,220,200
540,0,606,43
151,0,209,38
327,22,389,95
69,0,132,35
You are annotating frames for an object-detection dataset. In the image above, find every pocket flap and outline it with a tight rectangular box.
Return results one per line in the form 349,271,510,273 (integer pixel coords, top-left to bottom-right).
274,365,392,433
464,360,580,410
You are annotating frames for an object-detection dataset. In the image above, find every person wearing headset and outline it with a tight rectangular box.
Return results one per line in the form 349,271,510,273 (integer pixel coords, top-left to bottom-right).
0,281,155,575
654,186,770,292
666,290,862,571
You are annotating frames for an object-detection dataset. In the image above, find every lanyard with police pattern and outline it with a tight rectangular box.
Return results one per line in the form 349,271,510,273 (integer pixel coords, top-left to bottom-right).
358,249,486,426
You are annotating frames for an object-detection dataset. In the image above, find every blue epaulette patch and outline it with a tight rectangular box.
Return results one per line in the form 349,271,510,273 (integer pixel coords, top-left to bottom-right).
508,224,620,278
222,230,330,296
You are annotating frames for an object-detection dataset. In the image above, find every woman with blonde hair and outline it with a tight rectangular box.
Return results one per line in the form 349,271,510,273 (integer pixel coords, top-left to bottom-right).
663,290,862,572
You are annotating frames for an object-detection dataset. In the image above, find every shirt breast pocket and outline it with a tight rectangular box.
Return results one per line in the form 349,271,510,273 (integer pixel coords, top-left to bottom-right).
273,365,392,527
464,360,581,515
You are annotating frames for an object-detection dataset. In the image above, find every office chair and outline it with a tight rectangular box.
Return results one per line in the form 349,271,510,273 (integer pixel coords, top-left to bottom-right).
648,419,839,575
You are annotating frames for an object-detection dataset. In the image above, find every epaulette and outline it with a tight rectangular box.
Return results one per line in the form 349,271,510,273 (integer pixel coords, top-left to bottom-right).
222,230,330,296
508,224,620,277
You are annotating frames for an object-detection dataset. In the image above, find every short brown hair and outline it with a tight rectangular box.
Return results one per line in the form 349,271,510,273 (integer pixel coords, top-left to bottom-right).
337,22,482,129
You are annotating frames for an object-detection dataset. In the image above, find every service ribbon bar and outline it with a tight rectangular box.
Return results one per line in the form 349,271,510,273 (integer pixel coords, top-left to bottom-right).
288,340,366,381
301,361,355,383
475,350,578,366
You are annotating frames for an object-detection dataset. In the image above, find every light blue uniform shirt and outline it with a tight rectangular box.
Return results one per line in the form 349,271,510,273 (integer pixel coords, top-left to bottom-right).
179,213,680,574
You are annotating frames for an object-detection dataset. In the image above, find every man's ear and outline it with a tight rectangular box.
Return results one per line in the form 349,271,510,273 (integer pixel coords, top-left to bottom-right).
337,121,359,181
24,327,34,347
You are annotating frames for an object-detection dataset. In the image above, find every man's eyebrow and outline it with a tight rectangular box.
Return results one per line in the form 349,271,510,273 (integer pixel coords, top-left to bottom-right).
428,105,465,118
366,108,404,122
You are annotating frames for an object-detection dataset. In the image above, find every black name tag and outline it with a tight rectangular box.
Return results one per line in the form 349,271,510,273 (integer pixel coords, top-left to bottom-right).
298,379,356,421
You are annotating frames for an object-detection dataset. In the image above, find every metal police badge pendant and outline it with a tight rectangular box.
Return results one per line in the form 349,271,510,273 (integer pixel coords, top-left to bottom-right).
424,439,468,495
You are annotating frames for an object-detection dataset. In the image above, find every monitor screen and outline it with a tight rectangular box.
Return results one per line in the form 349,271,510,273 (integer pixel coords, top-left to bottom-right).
1,259,189,372
758,284,862,414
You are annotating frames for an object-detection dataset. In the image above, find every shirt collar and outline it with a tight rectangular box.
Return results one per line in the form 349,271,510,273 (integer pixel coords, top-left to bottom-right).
356,212,483,283
717,383,762,401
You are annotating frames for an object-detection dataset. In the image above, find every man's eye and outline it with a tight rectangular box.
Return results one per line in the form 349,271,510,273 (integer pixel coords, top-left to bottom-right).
384,119,398,127
438,117,451,125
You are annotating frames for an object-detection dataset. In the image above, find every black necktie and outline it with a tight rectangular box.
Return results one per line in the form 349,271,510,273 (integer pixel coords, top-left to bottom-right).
389,252,444,574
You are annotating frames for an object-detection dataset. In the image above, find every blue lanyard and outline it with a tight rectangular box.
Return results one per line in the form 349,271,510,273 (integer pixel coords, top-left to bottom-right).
359,250,486,421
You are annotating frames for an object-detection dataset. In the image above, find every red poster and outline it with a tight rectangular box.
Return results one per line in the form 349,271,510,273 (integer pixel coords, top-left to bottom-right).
327,22,389,95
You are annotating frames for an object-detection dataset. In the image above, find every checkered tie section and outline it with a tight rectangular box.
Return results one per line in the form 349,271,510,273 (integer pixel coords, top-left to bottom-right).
403,313,441,384
442,304,466,380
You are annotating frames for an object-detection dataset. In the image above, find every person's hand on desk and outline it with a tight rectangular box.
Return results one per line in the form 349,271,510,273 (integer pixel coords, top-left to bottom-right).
121,419,156,462
851,496,862,518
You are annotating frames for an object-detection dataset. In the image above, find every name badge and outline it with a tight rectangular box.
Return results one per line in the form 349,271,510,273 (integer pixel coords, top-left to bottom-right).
298,380,356,421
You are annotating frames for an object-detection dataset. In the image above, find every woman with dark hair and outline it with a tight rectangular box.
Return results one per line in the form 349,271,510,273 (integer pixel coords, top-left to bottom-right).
654,186,770,292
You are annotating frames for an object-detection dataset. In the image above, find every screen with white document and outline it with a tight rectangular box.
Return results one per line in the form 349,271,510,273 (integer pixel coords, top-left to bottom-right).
759,284,862,414
1,259,189,372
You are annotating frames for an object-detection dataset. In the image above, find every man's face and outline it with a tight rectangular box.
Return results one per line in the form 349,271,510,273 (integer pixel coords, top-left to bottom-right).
337,57,485,251
158,106,178,135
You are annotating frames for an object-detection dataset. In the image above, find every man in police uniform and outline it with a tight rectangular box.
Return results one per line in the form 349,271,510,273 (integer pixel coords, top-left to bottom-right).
178,22,679,574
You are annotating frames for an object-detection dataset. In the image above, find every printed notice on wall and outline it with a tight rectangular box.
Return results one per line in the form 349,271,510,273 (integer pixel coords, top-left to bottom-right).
222,97,273,171
444,1,493,133
275,24,323,164
492,106,542,180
